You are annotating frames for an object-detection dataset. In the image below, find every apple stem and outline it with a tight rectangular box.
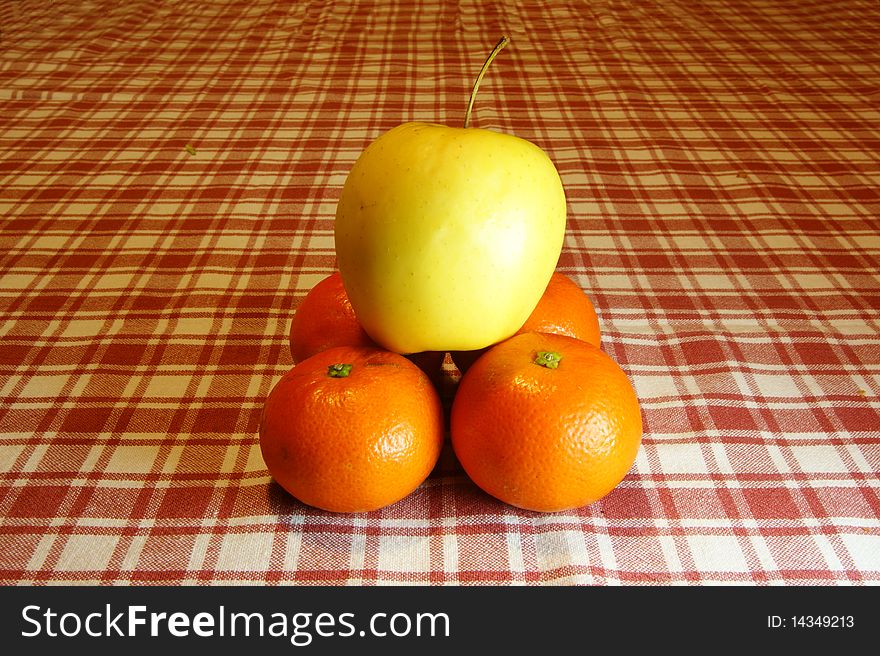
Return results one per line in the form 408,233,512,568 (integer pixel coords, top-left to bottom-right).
464,36,510,129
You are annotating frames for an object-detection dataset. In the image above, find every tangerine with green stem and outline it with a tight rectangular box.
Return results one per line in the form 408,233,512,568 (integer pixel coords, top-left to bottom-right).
451,332,642,512
260,346,445,513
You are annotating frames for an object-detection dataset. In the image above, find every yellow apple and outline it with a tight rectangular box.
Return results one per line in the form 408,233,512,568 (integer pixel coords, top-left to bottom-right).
334,38,567,354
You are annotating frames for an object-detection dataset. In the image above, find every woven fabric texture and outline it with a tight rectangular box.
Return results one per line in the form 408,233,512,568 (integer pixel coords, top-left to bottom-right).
1,0,879,585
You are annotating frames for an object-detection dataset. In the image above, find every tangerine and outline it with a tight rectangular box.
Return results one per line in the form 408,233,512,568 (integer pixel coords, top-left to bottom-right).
259,346,445,513
288,271,374,364
450,332,642,512
451,272,601,374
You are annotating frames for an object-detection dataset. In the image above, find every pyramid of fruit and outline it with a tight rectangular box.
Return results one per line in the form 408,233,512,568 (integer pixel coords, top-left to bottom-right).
258,38,642,514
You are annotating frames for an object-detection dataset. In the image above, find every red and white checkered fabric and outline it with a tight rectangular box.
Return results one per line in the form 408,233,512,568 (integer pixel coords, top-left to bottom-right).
1,0,878,585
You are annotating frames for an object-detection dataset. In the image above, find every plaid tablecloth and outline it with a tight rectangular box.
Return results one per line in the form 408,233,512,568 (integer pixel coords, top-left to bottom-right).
1,0,878,586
